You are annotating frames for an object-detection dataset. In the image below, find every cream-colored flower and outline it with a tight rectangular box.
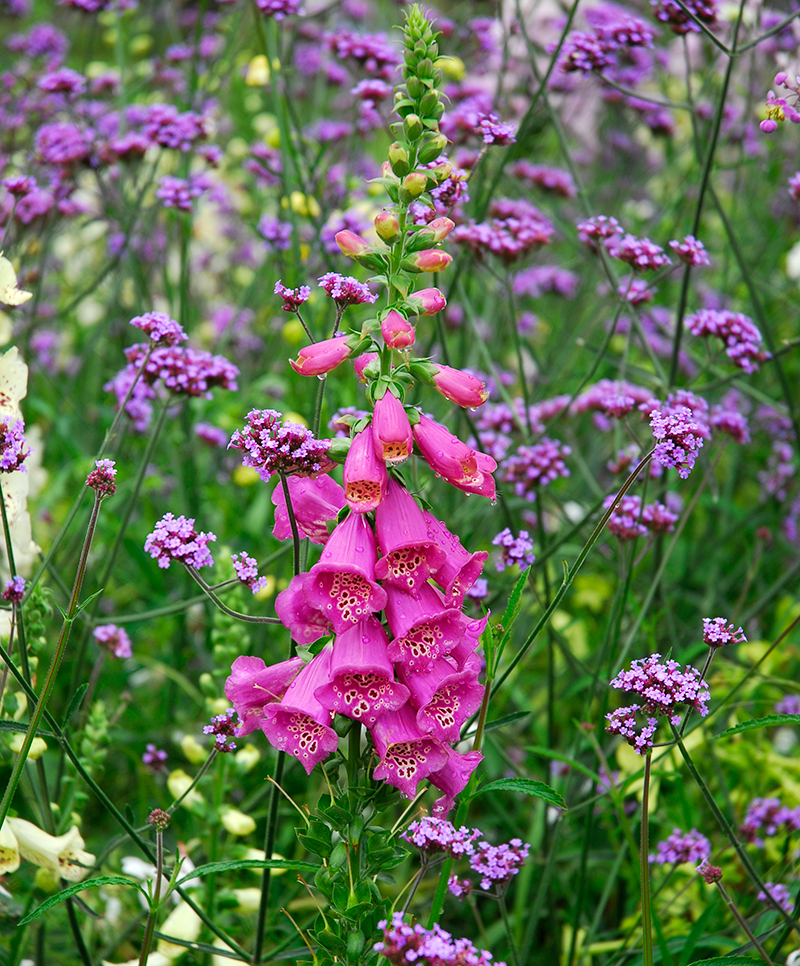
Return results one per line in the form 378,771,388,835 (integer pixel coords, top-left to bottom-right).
6,817,95,882
166,769,204,810
156,901,201,960
9,734,47,759
220,808,255,836
0,820,20,874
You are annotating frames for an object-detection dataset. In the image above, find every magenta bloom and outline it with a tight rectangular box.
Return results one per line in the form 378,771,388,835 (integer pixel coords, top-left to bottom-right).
430,748,484,817
272,474,345,545
93,624,132,659
144,513,216,569
408,250,453,272
304,512,387,632
275,572,332,646
381,310,415,349
650,407,707,479
431,365,490,408
423,509,488,606
129,311,187,346
408,287,447,316
261,650,339,774
290,336,353,376
335,229,371,257
314,618,410,726
230,409,333,480
371,392,413,465
384,583,465,671
374,481,447,595
447,612,489,670
370,704,449,799
702,617,746,647
413,414,496,499
400,655,484,743
343,428,388,513
225,654,305,736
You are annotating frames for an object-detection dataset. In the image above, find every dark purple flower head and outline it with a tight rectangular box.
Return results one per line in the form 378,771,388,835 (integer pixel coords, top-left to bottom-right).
142,743,167,772
686,308,768,373
86,458,117,496
229,409,333,480
577,214,623,250
2,575,25,603
255,0,302,18
38,67,86,95
758,882,794,914
476,113,517,145
93,623,132,659
203,709,237,753
740,797,800,846
649,828,711,865
231,552,267,595
317,273,378,308
651,0,717,34
2,175,36,197
325,29,401,81
492,528,535,571
129,312,187,347
556,13,654,73
274,280,311,313
702,617,746,648
6,24,69,66
144,513,217,570
697,860,723,883
35,122,90,166
155,174,208,212
452,199,555,264
0,418,29,473
501,438,571,501
650,407,706,478
610,653,710,727
467,838,530,892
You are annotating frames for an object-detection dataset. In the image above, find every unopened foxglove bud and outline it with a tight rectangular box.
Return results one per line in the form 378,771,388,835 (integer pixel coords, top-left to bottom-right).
388,142,410,177
403,113,423,140
408,287,446,316
402,172,428,197
428,162,452,185
290,335,353,376
418,133,448,164
405,250,453,273
354,352,380,382
431,364,489,408
428,216,455,242
381,310,415,349
374,210,400,243
335,230,371,258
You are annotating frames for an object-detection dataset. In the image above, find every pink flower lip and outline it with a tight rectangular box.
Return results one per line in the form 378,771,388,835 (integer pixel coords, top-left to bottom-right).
410,287,447,316
374,480,447,595
224,654,306,736
371,392,413,465
370,704,449,800
343,427,388,511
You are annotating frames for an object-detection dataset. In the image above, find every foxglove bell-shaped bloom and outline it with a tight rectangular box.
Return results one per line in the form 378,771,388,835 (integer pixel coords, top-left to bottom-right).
374,481,446,595
370,704,449,799
0,822,20,875
431,365,489,408
381,310,415,349
290,336,353,377
408,250,453,272
371,392,413,464
304,512,388,632
272,474,345,545
343,428,388,512
354,352,379,382
408,287,446,316
6,817,95,882
448,613,489,669
399,654,484,743
224,655,305,736
335,229,371,257
275,572,332,645
384,583,464,671
423,510,488,606
430,749,484,817
413,414,497,500
261,649,339,775
314,618,410,726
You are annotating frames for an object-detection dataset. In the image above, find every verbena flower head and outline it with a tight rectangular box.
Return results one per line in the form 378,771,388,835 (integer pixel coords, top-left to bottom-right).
775,694,800,715
652,0,717,34
129,312,187,346
318,273,378,307
758,882,794,914
375,912,506,966
650,407,706,478
475,113,517,145
123,344,239,397
274,280,311,313
255,0,302,18
229,409,333,480
144,513,217,570
466,837,530,892
740,797,800,846
649,828,711,865
669,235,711,266
697,860,723,883
93,623,132,659
86,458,117,497
142,743,167,772
501,439,571,501
492,528,535,571
603,494,647,540
401,817,481,856
231,552,267,595
0,417,29,472
605,233,671,271
203,709,238,753
702,617,746,648
258,215,293,250
2,575,25,603
155,174,208,212
685,308,768,373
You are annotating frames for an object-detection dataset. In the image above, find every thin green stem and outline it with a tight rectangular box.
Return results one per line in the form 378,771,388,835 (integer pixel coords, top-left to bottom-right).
138,826,165,966
279,470,301,577
715,880,774,966
253,749,286,965
499,894,521,966
640,753,654,966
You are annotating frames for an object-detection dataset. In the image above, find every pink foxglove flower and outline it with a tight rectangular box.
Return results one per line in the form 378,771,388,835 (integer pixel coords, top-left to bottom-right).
447,612,489,670
304,512,387,632
408,287,446,316
381,309,415,349
354,352,380,382
290,335,353,377
423,509,489,606
384,583,464,671
430,748,484,817
371,392,413,464
224,655,306,736
370,704,449,799
399,654,484,743
314,618,410,726
275,572,332,646
335,229,371,257
271,474,345,545
261,649,339,774
428,216,455,241
408,250,453,272
431,365,490,408
374,481,447,595
343,427,388,512
413,413,497,499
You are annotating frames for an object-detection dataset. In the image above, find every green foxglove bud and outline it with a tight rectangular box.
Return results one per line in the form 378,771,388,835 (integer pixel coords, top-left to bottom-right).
418,133,447,163
403,113,423,140
374,210,400,243
402,172,428,197
388,142,410,177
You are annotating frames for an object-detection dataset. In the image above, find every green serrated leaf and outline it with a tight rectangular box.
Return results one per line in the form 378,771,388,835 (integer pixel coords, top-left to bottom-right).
713,714,800,739
688,959,765,966
74,588,104,616
469,778,567,810
0,721,54,738
174,858,316,889
19,877,143,925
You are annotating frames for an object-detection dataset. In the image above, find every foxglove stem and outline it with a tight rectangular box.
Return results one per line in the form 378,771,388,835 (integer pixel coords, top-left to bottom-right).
184,566,281,624
715,880,774,966
254,750,286,966
640,752,654,966
279,471,301,577
0,492,103,829
138,823,165,966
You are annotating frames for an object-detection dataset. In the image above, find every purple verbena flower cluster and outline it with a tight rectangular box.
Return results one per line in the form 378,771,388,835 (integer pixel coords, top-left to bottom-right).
144,513,217,570
511,161,577,197
651,0,717,34
142,743,167,772
318,273,379,307
86,458,117,497
475,113,517,145
274,280,311,313
606,233,671,271
93,623,133,659
465,838,530,892
775,694,800,715
686,308,768,373
758,882,794,913
155,174,208,212
401,816,481,856
669,235,711,266
452,198,555,264
129,312,187,346
740,797,800,846
649,406,706,478
0,418,29,472
203,709,238,753
649,828,711,865
501,438,571,500
603,494,678,539
702,617,746,647
375,913,505,966
259,215,293,250
255,0,302,19
228,409,334,480
122,344,239,398
2,575,25,603
492,528,536,571
231,552,268,594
